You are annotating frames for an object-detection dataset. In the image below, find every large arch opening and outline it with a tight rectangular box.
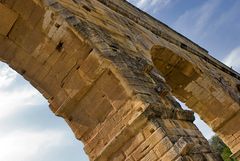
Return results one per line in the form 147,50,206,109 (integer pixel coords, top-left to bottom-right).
150,45,240,159
0,1,96,160
0,62,89,160
0,1,137,160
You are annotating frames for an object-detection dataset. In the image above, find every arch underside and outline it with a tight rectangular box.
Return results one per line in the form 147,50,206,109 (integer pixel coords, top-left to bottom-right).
0,0,240,161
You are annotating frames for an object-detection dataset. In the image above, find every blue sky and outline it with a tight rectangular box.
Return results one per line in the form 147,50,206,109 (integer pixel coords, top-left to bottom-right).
0,64,89,161
0,0,239,160
130,0,240,68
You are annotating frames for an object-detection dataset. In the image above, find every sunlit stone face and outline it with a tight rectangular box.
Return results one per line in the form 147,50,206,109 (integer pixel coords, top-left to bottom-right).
0,0,239,160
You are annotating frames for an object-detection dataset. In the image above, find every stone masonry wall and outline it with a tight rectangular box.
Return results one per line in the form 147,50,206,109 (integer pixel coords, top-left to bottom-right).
0,0,239,160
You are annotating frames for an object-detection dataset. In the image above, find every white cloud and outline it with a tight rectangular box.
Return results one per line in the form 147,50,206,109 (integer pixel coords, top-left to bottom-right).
0,64,43,119
0,62,89,161
0,65,17,89
0,130,64,161
223,47,240,72
128,0,171,13
0,64,62,159
0,89,41,119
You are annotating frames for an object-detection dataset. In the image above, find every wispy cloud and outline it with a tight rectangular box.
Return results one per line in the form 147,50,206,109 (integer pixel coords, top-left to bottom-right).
128,0,171,13
223,46,240,72
212,1,240,30
174,0,221,39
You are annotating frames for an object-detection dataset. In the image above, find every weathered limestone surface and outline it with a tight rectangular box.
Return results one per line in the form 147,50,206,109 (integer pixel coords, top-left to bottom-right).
0,0,239,160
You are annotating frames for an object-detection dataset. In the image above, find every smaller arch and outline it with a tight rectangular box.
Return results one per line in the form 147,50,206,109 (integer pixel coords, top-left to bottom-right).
151,45,200,102
150,45,240,157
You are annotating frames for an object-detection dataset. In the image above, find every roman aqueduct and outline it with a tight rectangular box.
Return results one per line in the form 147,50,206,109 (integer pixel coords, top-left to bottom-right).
0,0,240,160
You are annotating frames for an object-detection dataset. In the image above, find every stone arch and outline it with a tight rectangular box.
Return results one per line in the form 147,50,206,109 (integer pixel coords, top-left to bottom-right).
0,1,148,160
1,0,239,161
150,45,240,158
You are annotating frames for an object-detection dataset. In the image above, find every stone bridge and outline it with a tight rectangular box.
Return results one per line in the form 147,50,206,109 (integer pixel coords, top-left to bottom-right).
0,0,240,160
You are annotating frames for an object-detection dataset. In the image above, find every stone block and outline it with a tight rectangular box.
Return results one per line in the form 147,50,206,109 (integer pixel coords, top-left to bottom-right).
0,3,18,36
9,47,31,71
31,38,55,61
153,136,173,158
12,0,36,20
63,70,90,98
0,37,17,62
142,122,158,139
140,150,158,161
185,95,199,108
122,132,145,156
8,17,45,53
132,128,166,161
125,157,134,161
96,70,129,110
161,137,194,161
0,0,16,8
78,50,105,83
66,120,89,140
109,151,125,161
27,4,44,28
